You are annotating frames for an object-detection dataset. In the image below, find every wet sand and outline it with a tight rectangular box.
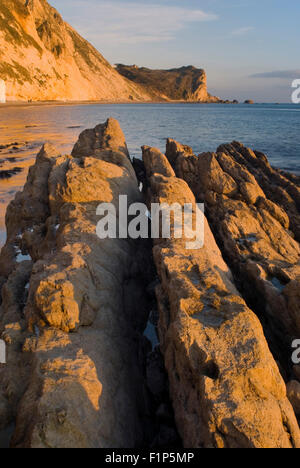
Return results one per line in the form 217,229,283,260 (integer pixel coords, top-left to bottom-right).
0,99,169,109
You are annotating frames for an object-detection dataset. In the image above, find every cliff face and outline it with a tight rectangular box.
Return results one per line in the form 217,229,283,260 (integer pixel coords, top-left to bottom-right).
0,1,221,103
0,0,152,101
143,145,300,448
116,65,220,102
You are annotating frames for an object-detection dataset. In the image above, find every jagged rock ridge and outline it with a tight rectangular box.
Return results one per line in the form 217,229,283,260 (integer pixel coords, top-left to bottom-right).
0,0,152,101
0,120,300,448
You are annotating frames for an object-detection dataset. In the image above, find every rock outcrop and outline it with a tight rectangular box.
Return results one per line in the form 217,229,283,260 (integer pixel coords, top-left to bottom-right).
217,142,300,243
116,65,221,102
142,145,300,448
166,139,300,377
0,119,153,447
0,1,223,103
287,381,300,417
1,119,300,448
0,0,152,101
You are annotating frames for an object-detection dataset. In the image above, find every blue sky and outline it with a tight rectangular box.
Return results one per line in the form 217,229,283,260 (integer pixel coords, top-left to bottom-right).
51,0,300,102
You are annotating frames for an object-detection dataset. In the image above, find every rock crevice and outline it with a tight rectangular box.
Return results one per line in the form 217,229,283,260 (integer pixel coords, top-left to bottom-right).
142,145,300,448
0,119,154,448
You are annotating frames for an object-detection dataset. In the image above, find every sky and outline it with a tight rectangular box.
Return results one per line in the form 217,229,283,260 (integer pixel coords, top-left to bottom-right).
50,0,300,102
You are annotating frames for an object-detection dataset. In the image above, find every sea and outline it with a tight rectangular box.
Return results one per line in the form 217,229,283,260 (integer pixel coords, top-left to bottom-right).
0,102,299,247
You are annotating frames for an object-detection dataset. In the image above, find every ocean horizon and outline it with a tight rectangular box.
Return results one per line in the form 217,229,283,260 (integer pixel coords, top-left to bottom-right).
0,102,299,247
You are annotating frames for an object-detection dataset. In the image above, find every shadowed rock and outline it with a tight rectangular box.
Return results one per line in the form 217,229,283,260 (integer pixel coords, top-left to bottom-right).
287,381,300,417
218,142,300,242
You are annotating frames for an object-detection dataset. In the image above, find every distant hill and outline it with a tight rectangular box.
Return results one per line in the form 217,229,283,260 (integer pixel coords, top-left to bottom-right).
0,0,222,103
0,0,152,101
116,64,221,102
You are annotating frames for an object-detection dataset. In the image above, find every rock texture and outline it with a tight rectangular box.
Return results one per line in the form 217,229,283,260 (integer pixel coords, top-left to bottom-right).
142,145,300,448
0,1,222,103
0,119,152,447
116,65,221,102
166,140,300,373
287,381,300,417
1,119,300,449
0,0,152,101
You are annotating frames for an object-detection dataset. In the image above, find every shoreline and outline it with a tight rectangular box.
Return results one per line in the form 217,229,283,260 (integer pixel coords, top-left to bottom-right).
0,100,253,109
0,100,293,110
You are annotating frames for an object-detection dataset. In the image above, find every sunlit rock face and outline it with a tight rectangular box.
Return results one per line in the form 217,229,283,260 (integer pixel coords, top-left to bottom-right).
0,119,300,449
0,119,152,448
143,145,300,449
0,0,151,102
0,79,5,103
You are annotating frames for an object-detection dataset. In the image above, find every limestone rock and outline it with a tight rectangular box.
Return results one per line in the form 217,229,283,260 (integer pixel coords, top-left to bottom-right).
142,146,175,179
0,119,151,448
167,139,300,366
1,120,300,449
287,381,300,416
0,0,152,102
165,139,194,169
145,146,300,448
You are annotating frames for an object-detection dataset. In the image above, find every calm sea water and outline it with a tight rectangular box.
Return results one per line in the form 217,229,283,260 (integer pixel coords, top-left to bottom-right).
0,102,299,245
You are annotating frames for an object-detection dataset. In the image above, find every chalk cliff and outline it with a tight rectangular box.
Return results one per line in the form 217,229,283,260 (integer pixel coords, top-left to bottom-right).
0,1,224,103
0,0,152,102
